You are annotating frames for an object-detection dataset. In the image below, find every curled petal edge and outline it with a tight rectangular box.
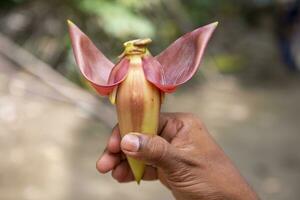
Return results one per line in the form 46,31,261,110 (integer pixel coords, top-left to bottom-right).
68,20,129,96
143,22,218,93
92,58,130,96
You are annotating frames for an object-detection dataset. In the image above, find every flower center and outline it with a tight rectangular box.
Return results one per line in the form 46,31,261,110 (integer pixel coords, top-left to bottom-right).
120,38,152,57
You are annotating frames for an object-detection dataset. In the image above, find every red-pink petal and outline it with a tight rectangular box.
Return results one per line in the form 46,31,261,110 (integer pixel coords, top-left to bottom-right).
93,58,130,95
144,22,218,92
68,21,128,95
142,55,176,93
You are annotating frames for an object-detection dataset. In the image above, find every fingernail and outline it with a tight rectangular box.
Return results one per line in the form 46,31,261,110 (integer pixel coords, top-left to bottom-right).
121,134,140,152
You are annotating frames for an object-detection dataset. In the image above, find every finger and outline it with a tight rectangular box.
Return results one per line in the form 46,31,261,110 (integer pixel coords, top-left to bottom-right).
143,166,158,181
158,113,171,133
96,149,121,173
112,161,133,183
112,161,157,183
121,133,180,169
107,125,121,154
158,113,184,142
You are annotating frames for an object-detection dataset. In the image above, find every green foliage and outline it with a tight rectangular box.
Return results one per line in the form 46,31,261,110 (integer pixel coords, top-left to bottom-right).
116,0,160,10
77,0,155,39
214,54,245,73
0,0,26,8
184,1,220,23
1,0,270,86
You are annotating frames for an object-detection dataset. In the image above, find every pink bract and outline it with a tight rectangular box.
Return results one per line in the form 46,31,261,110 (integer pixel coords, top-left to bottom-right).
68,21,218,95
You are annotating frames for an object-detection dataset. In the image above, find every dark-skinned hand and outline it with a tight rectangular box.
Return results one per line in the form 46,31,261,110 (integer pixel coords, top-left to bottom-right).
97,113,258,200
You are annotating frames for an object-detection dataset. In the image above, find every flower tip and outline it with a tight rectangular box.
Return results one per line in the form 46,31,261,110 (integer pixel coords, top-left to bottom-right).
67,19,74,26
201,21,218,34
207,21,219,29
213,21,219,26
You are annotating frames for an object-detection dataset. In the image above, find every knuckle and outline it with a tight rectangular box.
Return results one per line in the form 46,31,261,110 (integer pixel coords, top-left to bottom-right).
193,118,204,128
177,113,202,126
146,137,168,162
185,113,203,128
192,114,201,123
174,118,185,132
181,112,197,120
186,113,197,119
164,117,184,133
170,117,184,130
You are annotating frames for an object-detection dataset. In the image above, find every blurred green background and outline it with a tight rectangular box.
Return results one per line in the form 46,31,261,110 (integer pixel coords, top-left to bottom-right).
0,0,300,200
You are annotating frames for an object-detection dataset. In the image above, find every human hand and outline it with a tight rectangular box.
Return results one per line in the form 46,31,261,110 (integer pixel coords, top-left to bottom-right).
97,113,258,200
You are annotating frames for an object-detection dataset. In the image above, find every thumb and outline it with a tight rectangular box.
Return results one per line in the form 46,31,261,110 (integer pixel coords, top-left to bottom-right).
121,133,179,169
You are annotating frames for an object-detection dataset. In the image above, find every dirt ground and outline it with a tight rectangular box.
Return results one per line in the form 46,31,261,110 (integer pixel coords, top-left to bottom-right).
1,53,300,200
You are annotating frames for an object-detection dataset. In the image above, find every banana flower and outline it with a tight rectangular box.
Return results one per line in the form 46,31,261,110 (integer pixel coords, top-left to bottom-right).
68,20,218,183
